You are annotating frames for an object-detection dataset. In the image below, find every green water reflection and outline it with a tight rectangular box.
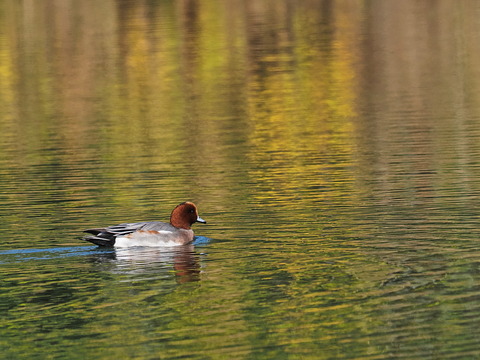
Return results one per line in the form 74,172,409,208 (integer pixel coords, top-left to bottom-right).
1,0,480,359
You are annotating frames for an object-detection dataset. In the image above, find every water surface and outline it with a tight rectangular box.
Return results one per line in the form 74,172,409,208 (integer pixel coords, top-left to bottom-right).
1,1,480,359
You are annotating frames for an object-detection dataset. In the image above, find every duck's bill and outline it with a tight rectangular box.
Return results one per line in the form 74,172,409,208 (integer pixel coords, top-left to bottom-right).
197,216,207,224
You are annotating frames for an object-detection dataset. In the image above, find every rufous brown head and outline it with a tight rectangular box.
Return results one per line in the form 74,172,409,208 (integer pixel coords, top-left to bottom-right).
170,202,206,229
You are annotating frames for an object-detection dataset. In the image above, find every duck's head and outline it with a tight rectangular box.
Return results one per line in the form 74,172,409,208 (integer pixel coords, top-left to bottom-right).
170,202,206,229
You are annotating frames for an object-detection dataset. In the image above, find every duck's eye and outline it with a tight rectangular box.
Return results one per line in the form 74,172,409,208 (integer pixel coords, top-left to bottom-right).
189,209,195,213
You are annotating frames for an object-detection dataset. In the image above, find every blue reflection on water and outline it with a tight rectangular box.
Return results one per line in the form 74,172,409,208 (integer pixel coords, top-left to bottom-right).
193,236,211,246
0,236,211,263
0,246,103,263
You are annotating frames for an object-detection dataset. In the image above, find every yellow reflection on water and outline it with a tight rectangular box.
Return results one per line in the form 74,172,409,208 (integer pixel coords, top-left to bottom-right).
244,2,362,226
0,0,479,236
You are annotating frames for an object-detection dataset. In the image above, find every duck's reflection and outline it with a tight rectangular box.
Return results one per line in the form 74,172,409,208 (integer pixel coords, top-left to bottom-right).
89,244,205,283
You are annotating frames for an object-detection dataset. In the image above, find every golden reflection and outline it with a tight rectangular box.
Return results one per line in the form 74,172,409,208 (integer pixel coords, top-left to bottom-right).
244,1,362,228
0,0,364,220
0,1,479,238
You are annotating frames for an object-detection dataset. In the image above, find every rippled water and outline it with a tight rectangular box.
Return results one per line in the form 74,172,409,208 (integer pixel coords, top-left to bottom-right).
1,1,480,359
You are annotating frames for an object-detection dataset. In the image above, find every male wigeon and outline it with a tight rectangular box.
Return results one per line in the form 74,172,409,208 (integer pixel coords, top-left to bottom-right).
83,202,206,247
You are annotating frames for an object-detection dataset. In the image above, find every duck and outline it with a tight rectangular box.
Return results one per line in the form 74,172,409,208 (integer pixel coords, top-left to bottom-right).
83,202,206,247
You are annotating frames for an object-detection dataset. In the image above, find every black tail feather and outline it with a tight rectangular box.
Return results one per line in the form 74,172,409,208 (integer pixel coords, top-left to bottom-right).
83,228,106,236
